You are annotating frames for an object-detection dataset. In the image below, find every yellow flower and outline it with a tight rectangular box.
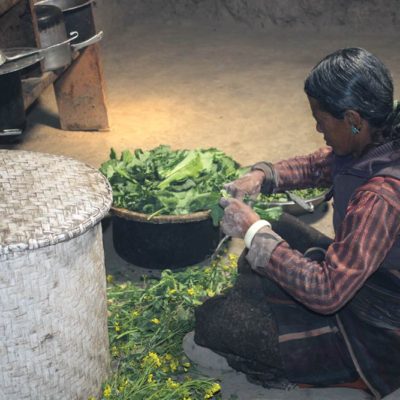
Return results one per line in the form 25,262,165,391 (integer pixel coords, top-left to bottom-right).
151,318,160,324
165,353,172,361
118,378,129,391
142,352,161,367
168,288,177,295
170,359,179,372
119,283,127,289
114,322,121,332
147,373,154,383
187,288,195,296
228,253,237,261
103,384,112,398
131,310,139,317
206,289,215,297
111,345,119,357
106,274,113,283
204,382,221,399
204,267,211,274
166,377,179,389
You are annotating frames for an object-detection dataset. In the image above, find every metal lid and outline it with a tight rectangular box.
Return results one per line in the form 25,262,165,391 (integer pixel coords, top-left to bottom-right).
0,49,42,75
35,4,64,31
0,150,112,257
35,0,93,12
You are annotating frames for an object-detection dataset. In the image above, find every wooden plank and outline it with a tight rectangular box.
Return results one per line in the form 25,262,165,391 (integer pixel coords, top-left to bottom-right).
0,0,22,17
53,44,109,131
22,71,56,109
21,52,80,109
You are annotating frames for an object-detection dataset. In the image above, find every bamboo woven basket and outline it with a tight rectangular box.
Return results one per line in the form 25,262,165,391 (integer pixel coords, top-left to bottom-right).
0,150,112,400
111,206,221,269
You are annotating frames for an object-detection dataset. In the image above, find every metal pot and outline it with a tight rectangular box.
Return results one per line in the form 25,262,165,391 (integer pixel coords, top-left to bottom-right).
0,72,25,137
0,50,42,138
35,5,74,71
36,0,96,44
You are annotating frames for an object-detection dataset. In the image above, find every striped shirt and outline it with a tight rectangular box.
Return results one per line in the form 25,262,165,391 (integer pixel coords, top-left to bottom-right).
263,147,400,314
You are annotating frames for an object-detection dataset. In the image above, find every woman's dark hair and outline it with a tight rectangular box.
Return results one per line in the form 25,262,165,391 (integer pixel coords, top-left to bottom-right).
304,47,400,142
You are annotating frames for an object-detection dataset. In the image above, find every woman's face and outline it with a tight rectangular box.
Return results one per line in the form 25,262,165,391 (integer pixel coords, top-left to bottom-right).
308,96,355,156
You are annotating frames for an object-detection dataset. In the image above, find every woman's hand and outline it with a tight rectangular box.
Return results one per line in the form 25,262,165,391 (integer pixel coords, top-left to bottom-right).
219,197,260,238
224,170,265,201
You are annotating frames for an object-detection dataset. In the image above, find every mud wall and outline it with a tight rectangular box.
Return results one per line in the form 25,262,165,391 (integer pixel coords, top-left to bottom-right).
95,0,400,32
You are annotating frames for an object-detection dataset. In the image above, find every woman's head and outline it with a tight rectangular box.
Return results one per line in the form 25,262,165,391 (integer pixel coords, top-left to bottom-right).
304,47,400,152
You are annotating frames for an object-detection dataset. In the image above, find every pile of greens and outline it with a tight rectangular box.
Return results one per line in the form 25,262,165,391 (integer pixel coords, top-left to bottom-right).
100,146,248,224
101,253,238,400
262,188,327,203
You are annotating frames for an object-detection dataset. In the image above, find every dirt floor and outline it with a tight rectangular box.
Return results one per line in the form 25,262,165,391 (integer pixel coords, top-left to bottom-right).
2,19,399,399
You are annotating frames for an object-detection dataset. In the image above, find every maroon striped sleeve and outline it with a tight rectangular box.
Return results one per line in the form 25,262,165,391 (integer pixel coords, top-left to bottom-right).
264,177,400,314
273,147,334,191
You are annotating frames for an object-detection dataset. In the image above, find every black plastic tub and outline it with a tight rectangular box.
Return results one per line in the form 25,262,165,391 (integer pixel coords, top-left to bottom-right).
111,207,221,269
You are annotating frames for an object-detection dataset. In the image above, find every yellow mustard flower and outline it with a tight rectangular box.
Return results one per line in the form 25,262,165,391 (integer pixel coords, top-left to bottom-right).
187,288,195,296
204,382,221,399
211,383,221,392
118,378,129,392
228,253,237,262
106,274,113,283
111,346,119,357
206,289,215,297
151,318,160,324
147,374,154,383
142,352,161,368
165,353,172,361
170,359,179,372
114,322,121,332
166,377,179,389
103,384,112,398
131,310,139,318
168,288,177,295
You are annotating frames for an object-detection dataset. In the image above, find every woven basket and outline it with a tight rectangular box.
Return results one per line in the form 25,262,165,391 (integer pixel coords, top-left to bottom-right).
111,206,221,269
0,150,112,400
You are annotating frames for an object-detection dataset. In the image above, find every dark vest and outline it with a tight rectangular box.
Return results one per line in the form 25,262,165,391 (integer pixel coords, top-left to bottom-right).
333,141,400,398
332,141,400,269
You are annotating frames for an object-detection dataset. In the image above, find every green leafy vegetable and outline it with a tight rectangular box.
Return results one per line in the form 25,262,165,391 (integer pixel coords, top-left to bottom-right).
100,146,241,222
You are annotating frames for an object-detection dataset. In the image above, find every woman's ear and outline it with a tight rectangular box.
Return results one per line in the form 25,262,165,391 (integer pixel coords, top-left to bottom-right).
344,110,362,131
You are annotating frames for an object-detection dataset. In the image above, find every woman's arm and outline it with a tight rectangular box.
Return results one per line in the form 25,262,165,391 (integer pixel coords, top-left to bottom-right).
247,176,400,314
272,146,334,191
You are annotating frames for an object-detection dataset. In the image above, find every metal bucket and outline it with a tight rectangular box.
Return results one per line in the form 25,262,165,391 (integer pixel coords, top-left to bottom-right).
111,207,221,269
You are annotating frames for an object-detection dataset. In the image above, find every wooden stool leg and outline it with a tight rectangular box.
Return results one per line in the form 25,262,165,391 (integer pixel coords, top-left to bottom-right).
54,44,109,131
